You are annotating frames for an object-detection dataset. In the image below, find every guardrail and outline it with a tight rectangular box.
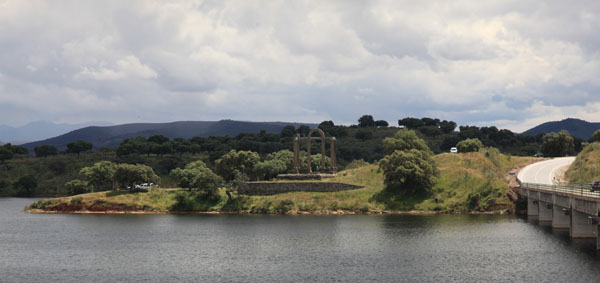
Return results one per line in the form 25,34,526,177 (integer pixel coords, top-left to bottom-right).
521,182,600,198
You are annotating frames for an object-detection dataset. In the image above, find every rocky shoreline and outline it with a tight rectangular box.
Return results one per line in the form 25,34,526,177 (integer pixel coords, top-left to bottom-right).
25,208,513,215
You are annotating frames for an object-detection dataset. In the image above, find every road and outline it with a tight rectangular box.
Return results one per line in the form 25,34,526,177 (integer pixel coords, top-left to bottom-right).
517,157,576,185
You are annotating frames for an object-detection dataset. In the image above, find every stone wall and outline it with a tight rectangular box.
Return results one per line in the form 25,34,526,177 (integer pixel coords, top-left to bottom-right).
239,182,363,195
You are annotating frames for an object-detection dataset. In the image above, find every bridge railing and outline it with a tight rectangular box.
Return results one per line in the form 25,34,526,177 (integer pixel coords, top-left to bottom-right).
521,182,600,198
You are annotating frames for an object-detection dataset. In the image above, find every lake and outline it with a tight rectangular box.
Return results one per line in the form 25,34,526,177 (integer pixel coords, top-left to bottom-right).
2,197,600,282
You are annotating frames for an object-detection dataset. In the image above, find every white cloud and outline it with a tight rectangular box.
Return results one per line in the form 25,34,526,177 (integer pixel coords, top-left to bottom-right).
1,0,600,131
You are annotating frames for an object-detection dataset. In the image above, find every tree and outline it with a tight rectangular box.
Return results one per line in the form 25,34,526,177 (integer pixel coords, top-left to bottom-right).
355,129,373,141
540,130,574,157
383,129,430,154
80,161,117,191
296,125,311,136
215,150,260,181
148,135,170,144
254,159,287,180
3,143,28,155
170,161,222,195
14,175,37,196
113,164,160,189
590,130,600,143
379,149,437,195
66,140,93,156
265,150,295,173
280,125,296,138
420,117,440,126
439,120,457,133
398,117,424,129
0,148,13,164
456,138,483,153
418,125,442,137
34,145,58,157
358,115,376,127
318,121,335,129
374,120,389,127
64,180,91,195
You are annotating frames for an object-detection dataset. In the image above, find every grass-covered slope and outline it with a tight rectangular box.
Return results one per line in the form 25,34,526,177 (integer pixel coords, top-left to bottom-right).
566,143,600,183
27,150,534,213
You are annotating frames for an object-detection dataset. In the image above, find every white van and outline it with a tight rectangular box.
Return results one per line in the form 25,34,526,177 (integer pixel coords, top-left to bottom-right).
450,147,458,153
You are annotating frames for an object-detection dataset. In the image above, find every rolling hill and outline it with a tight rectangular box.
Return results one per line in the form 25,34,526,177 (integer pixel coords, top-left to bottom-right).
522,118,600,140
22,120,316,151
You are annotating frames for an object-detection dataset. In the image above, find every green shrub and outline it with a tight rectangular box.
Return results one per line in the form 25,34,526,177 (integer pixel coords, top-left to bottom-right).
70,197,83,205
456,138,483,153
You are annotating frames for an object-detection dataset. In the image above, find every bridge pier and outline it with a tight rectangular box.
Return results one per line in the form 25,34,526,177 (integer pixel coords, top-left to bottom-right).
552,206,570,229
538,201,553,222
570,210,596,238
527,198,538,216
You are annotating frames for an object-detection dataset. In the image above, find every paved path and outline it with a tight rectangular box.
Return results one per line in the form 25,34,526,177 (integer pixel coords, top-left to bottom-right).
517,157,576,185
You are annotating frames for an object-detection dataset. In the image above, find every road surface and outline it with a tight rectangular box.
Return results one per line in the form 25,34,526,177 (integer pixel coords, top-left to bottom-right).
517,157,576,185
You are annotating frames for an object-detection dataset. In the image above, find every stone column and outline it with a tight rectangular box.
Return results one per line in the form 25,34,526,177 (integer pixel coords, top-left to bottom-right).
318,138,324,171
307,137,312,174
538,201,553,222
293,136,300,174
552,206,570,229
330,137,336,174
570,210,596,238
527,198,539,216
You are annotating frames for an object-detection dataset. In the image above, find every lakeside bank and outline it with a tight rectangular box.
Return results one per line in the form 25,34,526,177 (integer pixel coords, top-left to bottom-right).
26,151,536,215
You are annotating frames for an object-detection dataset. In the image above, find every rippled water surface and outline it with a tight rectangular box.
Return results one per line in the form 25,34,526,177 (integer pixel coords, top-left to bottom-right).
2,198,600,282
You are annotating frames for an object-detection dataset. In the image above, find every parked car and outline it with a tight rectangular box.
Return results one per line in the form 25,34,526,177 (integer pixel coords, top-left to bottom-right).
450,147,458,153
134,183,157,189
533,153,544,157
591,181,600,192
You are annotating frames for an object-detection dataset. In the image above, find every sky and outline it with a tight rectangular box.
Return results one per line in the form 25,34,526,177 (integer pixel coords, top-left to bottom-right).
1,0,600,132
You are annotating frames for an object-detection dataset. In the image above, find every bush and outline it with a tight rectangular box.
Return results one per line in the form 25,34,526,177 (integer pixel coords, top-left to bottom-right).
64,180,91,195
383,129,430,154
379,149,437,195
70,197,83,205
456,138,483,153
275,199,295,213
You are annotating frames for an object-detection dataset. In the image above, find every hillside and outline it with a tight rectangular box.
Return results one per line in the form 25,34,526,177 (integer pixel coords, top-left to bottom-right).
566,142,600,183
22,120,316,151
522,118,600,139
26,150,534,213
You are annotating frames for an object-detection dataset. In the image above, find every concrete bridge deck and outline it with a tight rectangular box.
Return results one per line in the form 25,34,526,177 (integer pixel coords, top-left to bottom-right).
516,157,600,250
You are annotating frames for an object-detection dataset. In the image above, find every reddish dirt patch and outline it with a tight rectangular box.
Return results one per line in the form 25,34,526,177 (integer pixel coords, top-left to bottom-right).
49,201,138,213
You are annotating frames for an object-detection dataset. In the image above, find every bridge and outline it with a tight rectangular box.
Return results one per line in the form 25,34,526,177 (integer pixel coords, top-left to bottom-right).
517,157,600,249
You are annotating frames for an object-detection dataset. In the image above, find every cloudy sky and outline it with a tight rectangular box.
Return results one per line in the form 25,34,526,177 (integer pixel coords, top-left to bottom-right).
1,0,600,132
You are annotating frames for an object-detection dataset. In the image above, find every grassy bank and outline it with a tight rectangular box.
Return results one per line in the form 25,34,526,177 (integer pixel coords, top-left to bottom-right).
566,142,600,183
27,150,534,214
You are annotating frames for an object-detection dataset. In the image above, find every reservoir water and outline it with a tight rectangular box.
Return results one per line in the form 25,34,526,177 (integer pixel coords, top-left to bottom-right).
2,198,600,282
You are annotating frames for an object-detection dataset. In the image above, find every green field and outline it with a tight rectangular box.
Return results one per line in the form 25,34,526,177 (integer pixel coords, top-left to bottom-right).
27,150,534,214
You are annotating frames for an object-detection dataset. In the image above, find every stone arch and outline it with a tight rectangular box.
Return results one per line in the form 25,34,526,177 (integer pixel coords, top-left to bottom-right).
306,129,327,173
293,129,337,174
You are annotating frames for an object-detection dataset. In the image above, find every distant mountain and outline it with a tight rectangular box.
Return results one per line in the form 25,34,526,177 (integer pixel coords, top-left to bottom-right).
522,118,600,139
22,120,317,151
0,121,112,144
